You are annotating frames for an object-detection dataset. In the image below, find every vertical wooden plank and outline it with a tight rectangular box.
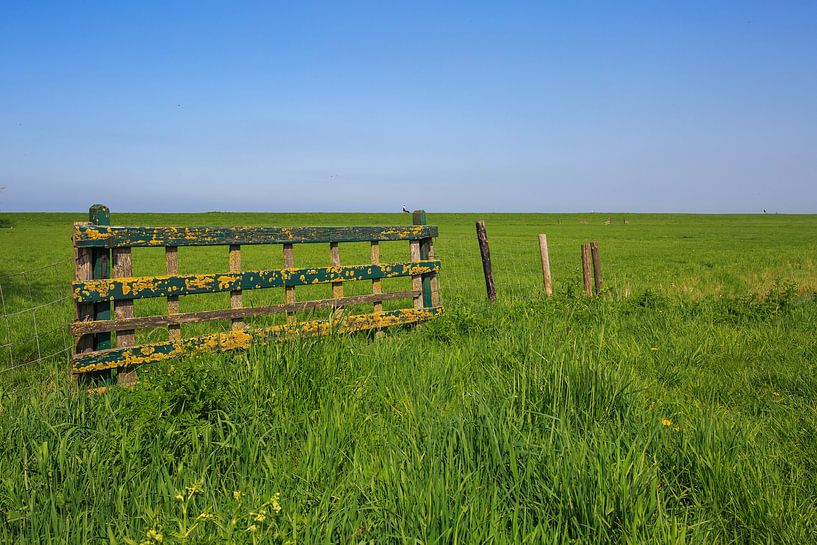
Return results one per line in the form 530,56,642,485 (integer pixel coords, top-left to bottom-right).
590,241,603,294
409,239,423,309
370,241,382,313
475,220,496,302
166,246,180,342
73,222,94,355
428,241,441,307
229,244,244,330
330,242,343,303
413,210,434,308
581,243,593,296
538,234,553,297
112,247,136,386
283,243,296,323
89,205,111,352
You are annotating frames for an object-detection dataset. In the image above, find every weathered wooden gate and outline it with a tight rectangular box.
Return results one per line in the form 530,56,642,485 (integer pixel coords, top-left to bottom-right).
70,205,441,381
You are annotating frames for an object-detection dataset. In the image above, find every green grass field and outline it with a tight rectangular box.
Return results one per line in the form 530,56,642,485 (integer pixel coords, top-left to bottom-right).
1,212,817,543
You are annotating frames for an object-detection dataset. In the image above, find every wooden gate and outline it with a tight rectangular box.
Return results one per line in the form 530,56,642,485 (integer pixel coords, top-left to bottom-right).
70,206,441,379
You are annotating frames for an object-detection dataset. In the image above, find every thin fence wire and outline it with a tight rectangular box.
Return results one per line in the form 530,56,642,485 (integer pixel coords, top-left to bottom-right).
0,258,75,385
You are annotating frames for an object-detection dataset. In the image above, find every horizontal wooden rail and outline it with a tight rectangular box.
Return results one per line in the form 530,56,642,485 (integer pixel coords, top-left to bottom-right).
73,260,441,303
72,306,443,373
70,290,420,335
74,225,439,248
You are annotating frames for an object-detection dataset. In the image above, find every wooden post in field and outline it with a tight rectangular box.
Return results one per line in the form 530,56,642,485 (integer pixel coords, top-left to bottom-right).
73,220,94,382
590,241,603,294
476,220,496,302
538,234,553,297
581,243,593,296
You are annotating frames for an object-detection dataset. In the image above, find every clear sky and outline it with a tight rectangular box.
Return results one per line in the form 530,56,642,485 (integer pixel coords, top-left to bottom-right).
1,1,816,213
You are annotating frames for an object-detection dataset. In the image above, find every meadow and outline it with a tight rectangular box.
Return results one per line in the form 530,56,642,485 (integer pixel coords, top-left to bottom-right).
1,211,816,544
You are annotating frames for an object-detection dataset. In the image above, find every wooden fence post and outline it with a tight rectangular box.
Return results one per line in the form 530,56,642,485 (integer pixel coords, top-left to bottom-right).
166,247,180,341
89,204,113,383
581,243,593,296
590,241,603,294
476,220,496,302
538,234,553,297
413,210,435,308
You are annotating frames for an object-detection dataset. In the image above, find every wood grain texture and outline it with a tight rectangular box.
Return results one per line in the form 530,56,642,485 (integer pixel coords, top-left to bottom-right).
413,210,434,308
581,243,593,296
370,241,382,313
409,240,423,309
74,224,439,248
476,220,496,302
112,247,136,385
70,290,421,335
330,242,343,302
283,243,296,323
229,245,244,330
538,234,553,297
166,246,180,342
73,222,94,355
590,241,603,294
72,306,444,373
73,260,441,303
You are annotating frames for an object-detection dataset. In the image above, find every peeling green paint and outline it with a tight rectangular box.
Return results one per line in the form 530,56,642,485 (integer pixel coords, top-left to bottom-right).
74,225,439,248
73,260,441,303
72,307,443,373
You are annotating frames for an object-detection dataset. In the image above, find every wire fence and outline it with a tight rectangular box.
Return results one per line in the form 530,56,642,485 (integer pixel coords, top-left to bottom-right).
0,258,75,392
0,224,587,394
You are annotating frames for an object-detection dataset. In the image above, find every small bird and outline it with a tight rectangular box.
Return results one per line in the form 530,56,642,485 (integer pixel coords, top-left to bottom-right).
402,207,410,213
763,209,767,214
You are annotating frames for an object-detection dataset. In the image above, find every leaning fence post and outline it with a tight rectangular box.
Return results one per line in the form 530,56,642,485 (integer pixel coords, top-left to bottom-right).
476,220,496,302
590,241,603,294
538,234,553,297
581,243,593,296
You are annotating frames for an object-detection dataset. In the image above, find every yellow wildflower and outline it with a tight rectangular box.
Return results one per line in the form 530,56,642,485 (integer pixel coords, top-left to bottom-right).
233,490,242,501
650,347,658,352
661,419,672,427
270,492,282,513
146,529,163,543
246,524,258,533
174,493,184,502
772,392,781,397
253,510,266,522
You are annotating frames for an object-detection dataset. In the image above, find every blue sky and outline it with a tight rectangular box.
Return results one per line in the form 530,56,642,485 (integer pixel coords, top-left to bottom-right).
1,1,815,213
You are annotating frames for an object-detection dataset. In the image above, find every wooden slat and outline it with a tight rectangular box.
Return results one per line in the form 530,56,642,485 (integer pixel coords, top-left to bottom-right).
166,246,180,342
413,210,434,308
73,260,441,303
70,290,421,335
73,222,94,355
72,306,444,373
330,242,343,302
90,205,111,351
74,225,439,248
371,241,382,313
428,241,441,307
410,240,423,309
229,245,244,330
283,244,296,324
112,247,136,386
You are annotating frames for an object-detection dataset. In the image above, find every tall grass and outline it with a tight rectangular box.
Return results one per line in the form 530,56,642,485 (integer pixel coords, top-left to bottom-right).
2,290,816,543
